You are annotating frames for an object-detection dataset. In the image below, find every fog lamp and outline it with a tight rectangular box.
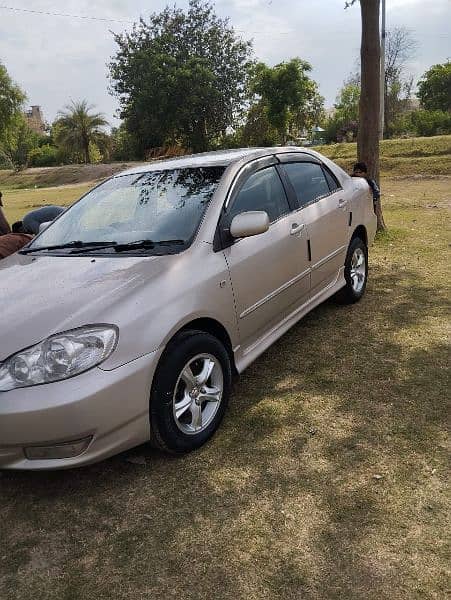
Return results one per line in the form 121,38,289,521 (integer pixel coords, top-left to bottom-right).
24,436,92,460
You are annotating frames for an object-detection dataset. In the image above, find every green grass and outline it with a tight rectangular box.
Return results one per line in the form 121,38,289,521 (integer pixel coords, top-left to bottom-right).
316,134,451,176
0,178,450,599
1,184,93,225
317,134,451,159
0,135,449,196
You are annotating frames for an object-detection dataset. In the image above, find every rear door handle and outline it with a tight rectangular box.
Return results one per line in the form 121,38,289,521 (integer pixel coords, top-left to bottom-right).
290,222,305,236
338,198,348,210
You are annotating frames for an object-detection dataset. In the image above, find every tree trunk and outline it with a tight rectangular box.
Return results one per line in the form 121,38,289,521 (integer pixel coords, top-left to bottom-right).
358,0,386,231
83,135,90,164
190,118,208,153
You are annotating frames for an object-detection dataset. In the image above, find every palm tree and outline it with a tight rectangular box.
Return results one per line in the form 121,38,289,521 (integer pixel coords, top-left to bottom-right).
55,100,108,164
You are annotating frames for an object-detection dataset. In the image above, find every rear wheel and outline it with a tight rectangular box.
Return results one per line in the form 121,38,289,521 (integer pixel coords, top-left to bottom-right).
149,330,231,453
335,237,368,304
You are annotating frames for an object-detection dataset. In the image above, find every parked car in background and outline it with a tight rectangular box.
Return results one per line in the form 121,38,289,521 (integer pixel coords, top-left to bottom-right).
0,147,376,469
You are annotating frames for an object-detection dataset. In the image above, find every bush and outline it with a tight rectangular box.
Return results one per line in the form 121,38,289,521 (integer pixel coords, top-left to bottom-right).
88,142,102,164
411,110,451,137
390,110,451,138
323,116,358,143
110,126,138,161
27,144,59,167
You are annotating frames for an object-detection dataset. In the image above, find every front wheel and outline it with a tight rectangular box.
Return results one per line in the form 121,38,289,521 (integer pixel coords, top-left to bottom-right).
335,237,368,304
149,330,232,453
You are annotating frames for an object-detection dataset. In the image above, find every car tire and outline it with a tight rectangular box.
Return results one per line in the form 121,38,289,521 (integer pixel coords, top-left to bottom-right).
334,236,368,304
149,330,232,453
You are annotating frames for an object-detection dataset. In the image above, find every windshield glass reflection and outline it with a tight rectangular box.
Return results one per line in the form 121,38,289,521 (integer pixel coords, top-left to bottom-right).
30,166,225,252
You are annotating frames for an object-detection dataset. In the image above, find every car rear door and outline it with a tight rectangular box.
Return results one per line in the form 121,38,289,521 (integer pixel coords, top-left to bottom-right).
279,156,349,295
220,163,311,353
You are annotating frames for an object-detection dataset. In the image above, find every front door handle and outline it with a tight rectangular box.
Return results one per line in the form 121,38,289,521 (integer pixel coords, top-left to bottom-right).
290,222,305,236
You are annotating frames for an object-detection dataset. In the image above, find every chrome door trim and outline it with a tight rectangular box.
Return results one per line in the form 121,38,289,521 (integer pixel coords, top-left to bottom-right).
239,267,311,319
310,244,347,271
240,267,344,360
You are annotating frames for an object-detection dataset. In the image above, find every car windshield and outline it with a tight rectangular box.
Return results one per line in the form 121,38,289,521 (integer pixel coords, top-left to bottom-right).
28,166,225,253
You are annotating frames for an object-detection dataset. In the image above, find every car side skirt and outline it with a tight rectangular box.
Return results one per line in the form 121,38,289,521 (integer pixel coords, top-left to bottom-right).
234,267,346,374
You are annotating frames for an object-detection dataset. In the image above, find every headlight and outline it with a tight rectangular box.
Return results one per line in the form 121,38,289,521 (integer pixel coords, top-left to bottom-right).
0,325,118,392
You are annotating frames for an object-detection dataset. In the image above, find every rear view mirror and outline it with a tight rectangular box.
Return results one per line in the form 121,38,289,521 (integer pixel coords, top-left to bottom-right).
230,211,269,239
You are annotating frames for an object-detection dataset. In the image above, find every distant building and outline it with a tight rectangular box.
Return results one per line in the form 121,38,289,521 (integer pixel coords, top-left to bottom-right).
405,98,420,111
25,105,46,134
325,107,336,118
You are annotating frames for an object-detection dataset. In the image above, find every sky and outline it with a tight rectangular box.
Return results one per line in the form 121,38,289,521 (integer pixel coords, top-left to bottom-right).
1,0,450,128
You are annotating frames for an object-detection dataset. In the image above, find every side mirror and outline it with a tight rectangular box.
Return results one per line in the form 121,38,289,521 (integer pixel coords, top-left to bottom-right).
230,211,270,239
38,221,52,233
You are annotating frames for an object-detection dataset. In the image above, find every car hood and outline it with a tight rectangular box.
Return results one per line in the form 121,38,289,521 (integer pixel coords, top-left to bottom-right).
0,252,173,363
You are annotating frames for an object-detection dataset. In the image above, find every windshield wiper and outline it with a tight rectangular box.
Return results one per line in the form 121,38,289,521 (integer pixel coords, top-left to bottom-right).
112,239,185,252
20,241,117,254
20,239,185,255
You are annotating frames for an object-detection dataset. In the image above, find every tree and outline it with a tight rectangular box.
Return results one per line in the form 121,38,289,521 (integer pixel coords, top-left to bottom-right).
0,114,43,170
240,102,279,147
0,61,29,168
337,28,416,138
346,0,385,231
417,61,451,112
54,100,108,164
4,119,42,168
324,77,360,143
335,81,361,125
109,0,253,156
384,27,417,135
250,58,324,144
0,62,26,136
110,124,138,161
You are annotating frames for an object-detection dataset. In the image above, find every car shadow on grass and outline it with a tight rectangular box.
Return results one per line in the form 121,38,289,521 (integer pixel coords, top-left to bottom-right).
1,265,449,600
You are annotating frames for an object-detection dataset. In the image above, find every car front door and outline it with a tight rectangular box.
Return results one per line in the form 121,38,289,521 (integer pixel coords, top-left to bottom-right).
220,164,311,354
280,158,349,295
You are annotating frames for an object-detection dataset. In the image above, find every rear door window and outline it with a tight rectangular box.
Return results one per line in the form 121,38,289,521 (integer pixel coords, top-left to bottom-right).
323,166,341,192
282,162,331,208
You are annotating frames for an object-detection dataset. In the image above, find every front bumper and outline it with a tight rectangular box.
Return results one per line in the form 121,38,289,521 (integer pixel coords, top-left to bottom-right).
0,350,161,470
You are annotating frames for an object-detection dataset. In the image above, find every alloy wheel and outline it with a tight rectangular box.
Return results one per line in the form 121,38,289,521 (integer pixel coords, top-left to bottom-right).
350,247,366,293
172,353,224,435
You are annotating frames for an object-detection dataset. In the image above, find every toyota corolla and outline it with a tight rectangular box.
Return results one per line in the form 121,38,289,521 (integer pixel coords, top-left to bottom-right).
0,147,376,469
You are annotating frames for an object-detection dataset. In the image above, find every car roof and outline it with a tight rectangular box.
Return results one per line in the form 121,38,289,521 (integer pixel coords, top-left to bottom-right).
116,147,318,176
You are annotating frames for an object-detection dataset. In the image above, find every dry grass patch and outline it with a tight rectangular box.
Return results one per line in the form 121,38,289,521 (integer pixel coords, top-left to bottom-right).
0,178,449,600
0,162,143,190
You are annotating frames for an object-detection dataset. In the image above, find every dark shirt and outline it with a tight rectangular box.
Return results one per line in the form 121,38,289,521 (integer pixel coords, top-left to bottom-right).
23,205,65,234
367,178,380,202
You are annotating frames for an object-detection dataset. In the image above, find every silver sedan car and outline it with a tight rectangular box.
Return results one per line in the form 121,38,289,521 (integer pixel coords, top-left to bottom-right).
0,147,376,469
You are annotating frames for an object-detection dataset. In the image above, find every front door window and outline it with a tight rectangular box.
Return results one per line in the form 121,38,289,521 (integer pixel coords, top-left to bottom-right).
227,167,290,223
